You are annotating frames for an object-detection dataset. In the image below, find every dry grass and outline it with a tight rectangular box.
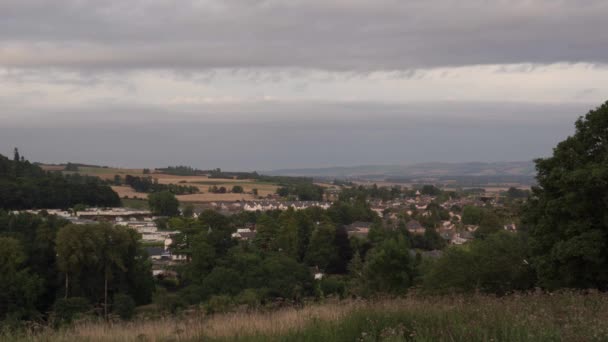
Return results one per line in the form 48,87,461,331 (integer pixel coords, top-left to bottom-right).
42,165,281,202
18,301,360,342
108,173,278,203
12,291,608,341
112,186,148,200
176,193,256,202
39,164,66,172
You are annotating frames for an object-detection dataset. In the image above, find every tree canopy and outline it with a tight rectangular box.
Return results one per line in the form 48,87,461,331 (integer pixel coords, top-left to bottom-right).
0,152,120,209
148,191,180,217
525,101,608,289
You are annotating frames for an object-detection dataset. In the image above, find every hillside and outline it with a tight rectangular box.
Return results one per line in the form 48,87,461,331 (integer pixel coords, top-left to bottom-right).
267,161,536,183
0,152,120,209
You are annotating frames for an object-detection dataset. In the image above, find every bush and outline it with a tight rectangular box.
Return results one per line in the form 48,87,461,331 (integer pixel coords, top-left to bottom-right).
113,294,136,320
235,289,261,310
53,297,91,325
319,276,346,299
154,287,184,314
205,295,233,314
423,232,535,295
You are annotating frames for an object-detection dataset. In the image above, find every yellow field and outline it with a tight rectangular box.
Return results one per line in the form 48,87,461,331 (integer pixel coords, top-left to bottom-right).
112,186,148,200
40,165,282,202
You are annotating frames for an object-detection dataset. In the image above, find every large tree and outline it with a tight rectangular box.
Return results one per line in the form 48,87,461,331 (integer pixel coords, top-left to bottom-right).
56,224,153,316
148,191,180,216
0,237,43,320
362,236,413,294
525,101,608,289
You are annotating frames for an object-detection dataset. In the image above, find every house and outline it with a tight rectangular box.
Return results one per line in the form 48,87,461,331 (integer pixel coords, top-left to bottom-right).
438,230,454,242
371,208,384,218
145,247,170,261
466,225,479,232
152,269,178,279
451,234,468,245
460,230,474,240
232,228,257,241
406,220,425,235
410,249,444,259
345,221,373,238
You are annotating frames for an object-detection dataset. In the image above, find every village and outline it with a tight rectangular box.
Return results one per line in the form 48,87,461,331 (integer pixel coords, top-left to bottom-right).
16,184,520,281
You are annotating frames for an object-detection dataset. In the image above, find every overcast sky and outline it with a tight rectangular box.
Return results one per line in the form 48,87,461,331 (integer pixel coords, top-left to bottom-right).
1,0,607,170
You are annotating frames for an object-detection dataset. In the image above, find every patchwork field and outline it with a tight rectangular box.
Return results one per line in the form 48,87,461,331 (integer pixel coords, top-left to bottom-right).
47,165,280,203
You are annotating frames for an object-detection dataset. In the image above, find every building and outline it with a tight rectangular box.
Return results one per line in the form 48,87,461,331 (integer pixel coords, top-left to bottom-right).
406,220,425,235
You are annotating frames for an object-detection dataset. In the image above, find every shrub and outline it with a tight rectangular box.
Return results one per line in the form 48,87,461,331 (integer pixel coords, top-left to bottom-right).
113,294,136,320
319,276,346,299
53,297,91,325
205,295,233,314
235,289,262,310
154,287,184,314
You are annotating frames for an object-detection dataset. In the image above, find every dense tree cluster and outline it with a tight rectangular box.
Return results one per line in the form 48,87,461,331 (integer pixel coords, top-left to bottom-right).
0,152,120,210
339,184,405,202
208,185,227,194
148,191,180,217
124,175,198,195
162,198,424,308
423,232,534,295
0,212,153,324
276,183,324,201
525,101,608,290
156,166,205,176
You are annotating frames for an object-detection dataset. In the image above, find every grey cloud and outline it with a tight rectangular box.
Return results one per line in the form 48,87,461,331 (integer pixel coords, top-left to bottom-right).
1,0,607,70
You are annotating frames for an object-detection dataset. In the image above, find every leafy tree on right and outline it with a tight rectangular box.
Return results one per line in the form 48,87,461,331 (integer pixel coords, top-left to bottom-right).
525,101,608,289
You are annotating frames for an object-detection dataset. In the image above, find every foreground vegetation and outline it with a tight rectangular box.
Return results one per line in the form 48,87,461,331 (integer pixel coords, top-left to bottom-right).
6,291,608,341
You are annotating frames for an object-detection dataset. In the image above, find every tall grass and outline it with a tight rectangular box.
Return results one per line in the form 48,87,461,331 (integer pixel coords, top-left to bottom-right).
7,291,608,341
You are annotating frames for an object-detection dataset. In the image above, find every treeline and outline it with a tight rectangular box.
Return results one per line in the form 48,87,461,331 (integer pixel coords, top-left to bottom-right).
123,175,198,195
0,211,153,324
0,151,120,209
276,183,325,201
157,166,314,186
208,168,315,185
385,175,536,186
156,166,205,176
338,184,444,202
208,185,245,194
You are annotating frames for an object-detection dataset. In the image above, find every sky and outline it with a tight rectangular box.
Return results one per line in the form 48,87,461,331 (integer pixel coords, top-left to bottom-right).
1,0,607,170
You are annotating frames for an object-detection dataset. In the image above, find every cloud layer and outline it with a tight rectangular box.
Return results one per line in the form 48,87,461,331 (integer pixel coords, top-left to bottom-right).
2,0,608,70
1,1,607,168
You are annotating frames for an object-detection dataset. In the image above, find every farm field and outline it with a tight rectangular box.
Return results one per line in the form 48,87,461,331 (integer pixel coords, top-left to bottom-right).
45,165,281,202
113,179,278,203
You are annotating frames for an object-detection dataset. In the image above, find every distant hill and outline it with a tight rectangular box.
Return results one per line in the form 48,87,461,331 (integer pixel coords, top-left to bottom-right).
266,161,537,184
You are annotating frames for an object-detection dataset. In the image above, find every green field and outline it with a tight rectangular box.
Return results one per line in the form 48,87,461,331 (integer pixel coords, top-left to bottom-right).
120,198,149,209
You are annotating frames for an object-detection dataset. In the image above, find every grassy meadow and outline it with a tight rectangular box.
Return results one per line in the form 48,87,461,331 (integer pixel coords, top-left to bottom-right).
8,291,608,342
120,198,150,210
